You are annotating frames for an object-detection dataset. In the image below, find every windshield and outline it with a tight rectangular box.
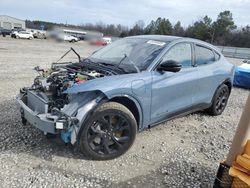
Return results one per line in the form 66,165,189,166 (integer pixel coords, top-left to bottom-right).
89,38,167,71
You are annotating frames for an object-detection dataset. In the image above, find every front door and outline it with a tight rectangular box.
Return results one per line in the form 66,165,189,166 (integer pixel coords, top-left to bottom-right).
150,42,198,124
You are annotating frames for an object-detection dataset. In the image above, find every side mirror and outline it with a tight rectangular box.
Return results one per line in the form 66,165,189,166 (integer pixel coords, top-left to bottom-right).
157,60,182,72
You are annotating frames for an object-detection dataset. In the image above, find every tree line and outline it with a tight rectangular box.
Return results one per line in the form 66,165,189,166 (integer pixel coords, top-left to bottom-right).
26,10,250,48
125,11,250,48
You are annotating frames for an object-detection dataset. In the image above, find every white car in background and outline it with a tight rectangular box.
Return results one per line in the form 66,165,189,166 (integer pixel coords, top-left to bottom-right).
15,31,33,39
63,35,79,42
103,37,112,44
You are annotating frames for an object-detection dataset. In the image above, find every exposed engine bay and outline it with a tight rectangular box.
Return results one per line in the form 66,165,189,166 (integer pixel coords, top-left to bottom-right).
29,63,106,111
22,48,123,112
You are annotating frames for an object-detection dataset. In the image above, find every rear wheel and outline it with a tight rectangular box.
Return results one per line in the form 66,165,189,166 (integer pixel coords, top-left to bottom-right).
78,102,137,160
207,84,229,116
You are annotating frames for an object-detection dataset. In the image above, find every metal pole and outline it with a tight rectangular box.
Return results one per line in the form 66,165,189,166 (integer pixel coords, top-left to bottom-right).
225,93,250,166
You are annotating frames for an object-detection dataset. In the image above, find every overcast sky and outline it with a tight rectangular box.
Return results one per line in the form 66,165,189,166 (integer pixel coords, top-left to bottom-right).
1,0,249,27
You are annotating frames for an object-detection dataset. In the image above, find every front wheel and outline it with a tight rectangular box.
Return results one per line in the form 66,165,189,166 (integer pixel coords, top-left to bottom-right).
206,84,230,116
78,102,137,160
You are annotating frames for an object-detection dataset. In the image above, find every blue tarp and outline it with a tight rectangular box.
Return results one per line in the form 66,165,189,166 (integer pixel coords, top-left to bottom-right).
233,64,250,89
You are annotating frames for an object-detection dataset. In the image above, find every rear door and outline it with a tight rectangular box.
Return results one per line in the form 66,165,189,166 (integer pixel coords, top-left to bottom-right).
150,42,199,123
193,44,220,105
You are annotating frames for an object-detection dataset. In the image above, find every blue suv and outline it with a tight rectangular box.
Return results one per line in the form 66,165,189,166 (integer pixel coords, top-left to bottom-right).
17,35,234,160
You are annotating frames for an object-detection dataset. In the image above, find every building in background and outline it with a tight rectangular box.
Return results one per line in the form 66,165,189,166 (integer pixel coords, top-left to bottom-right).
0,15,26,29
0,15,103,40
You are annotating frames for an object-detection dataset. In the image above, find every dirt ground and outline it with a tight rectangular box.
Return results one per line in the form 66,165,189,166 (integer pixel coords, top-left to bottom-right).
0,36,248,187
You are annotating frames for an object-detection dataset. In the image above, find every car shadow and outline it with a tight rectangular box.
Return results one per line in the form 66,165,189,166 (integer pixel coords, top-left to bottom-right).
111,158,216,188
0,99,91,161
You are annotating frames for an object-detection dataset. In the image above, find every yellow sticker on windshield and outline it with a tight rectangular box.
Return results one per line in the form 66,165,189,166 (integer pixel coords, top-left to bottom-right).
147,40,166,46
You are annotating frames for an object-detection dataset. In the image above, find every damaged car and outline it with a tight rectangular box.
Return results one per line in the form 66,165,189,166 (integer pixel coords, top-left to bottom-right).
17,35,234,160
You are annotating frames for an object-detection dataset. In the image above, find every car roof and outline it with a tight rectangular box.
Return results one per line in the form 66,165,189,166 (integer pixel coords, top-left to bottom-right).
126,35,182,42
126,35,221,53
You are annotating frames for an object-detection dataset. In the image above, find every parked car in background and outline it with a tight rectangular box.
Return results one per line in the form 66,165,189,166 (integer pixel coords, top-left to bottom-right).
63,35,79,42
103,37,112,44
0,27,11,37
89,38,107,46
17,35,234,160
11,28,26,38
55,34,79,42
28,30,47,39
33,32,47,39
15,31,33,39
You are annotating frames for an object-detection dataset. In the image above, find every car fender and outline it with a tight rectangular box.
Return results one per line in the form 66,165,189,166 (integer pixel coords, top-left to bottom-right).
61,91,107,144
64,90,144,128
63,74,151,131
70,92,144,145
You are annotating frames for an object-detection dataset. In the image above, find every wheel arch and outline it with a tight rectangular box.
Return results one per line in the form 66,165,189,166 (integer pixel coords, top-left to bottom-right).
108,95,143,130
222,78,232,94
208,78,232,108
206,78,231,115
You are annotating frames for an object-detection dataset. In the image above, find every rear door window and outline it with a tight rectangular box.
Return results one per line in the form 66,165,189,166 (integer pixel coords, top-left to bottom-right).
195,45,215,65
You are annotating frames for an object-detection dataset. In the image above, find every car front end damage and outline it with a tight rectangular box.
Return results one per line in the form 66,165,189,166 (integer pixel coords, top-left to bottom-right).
17,89,105,144
16,50,123,144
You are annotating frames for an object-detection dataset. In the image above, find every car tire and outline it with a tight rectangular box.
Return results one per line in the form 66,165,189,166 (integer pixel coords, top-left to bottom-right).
29,37,32,40
78,102,137,160
206,84,230,116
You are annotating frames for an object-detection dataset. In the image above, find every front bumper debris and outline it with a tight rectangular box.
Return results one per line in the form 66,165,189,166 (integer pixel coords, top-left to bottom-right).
16,89,103,144
16,91,57,134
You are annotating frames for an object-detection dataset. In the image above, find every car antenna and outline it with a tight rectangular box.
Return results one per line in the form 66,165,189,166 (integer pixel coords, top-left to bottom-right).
118,54,140,73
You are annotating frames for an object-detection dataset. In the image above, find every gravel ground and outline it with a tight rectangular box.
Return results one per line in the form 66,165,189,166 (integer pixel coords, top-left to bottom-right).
0,36,249,187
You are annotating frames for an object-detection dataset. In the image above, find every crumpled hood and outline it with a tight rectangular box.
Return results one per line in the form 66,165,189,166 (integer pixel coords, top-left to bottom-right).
63,73,142,95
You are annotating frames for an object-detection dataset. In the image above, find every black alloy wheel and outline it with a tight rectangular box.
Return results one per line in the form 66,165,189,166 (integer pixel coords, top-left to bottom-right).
215,87,229,113
79,102,137,160
88,114,131,154
207,84,230,116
